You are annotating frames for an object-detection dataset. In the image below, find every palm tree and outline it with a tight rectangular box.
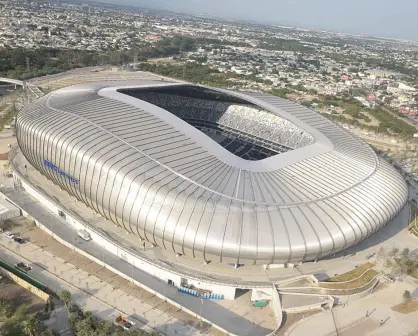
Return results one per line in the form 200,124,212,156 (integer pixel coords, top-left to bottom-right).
58,289,72,316
58,289,72,307
23,314,37,336
0,298,14,319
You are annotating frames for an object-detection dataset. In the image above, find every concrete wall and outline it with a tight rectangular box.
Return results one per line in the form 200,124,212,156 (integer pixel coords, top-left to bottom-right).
333,279,381,306
271,285,283,327
279,292,333,313
30,218,236,336
282,304,324,314
19,177,238,300
251,288,273,301
0,267,49,301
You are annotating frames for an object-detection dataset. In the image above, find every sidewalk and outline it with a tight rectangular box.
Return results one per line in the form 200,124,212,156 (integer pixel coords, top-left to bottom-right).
285,278,418,336
44,299,72,336
0,237,201,336
4,147,274,336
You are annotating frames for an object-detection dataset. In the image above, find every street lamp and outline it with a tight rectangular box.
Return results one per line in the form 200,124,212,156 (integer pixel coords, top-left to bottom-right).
199,298,203,320
131,264,134,283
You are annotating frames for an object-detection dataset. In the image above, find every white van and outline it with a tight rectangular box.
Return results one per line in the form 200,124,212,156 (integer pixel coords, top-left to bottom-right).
77,229,91,241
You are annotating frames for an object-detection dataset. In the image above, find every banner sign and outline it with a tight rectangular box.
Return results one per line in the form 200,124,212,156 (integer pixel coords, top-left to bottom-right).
44,160,79,184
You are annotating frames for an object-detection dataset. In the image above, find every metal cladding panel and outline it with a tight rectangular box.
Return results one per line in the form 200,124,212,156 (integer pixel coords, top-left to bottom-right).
239,203,258,261
16,81,409,265
289,207,321,261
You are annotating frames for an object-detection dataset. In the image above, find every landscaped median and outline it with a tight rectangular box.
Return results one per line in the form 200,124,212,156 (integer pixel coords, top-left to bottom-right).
319,262,379,290
278,263,381,299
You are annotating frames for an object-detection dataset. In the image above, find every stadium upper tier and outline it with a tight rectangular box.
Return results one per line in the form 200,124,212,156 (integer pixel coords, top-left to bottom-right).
16,81,408,265
121,87,314,156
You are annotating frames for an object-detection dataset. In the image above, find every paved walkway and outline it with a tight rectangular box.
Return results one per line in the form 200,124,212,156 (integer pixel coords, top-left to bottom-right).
3,149,275,336
0,237,201,336
285,278,418,336
0,196,272,336
44,299,72,336
9,147,416,287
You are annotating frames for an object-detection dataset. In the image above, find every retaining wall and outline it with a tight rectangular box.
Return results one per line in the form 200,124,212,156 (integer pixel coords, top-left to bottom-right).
31,219,237,336
0,259,50,301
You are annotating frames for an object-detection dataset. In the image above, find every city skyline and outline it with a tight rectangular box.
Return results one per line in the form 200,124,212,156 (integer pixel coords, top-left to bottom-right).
119,0,418,42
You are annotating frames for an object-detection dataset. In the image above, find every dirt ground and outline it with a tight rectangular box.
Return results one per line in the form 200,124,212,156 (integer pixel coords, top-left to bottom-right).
0,277,45,314
392,300,418,314
148,57,175,63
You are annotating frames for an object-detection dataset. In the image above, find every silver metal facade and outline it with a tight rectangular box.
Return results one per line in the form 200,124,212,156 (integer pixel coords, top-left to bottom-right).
16,81,408,265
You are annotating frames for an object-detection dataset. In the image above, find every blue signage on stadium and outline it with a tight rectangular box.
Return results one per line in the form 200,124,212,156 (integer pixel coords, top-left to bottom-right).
43,160,79,184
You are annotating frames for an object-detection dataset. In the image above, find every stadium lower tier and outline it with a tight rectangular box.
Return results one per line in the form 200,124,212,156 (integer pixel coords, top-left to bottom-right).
184,118,285,160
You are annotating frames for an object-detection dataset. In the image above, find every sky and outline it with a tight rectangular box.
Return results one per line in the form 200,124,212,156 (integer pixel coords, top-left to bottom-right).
119,0,418,42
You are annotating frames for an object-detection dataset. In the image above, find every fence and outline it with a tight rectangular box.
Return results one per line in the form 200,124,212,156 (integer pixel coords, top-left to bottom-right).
279,272,381,297
8,146,271,290
0,258,50,301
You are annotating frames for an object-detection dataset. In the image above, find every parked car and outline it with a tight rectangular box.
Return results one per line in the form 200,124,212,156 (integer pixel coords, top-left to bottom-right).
4,231,14,239
14,262,32,273
13,237,25,244
114,315,135,330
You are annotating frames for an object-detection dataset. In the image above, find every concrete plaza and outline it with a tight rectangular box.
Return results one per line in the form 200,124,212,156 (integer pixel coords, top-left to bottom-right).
1,126,417,336
0,231,209,336
285,277,418,336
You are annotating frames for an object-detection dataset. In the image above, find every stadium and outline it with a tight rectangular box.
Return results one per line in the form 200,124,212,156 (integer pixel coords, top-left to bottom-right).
16,80,408,267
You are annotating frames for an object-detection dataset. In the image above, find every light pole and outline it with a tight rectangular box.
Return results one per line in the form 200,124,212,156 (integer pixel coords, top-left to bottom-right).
199,298,203,322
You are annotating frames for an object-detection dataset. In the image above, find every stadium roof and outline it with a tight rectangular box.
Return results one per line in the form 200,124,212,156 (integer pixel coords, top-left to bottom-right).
17,81,408,264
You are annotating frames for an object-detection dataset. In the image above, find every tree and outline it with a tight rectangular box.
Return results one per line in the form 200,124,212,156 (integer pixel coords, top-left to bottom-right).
58,289,72,307
402,248,410,260
0,320,24,336
376,247,385,262
389,247,399,257
0,298,13,319
403,290,412,306
13,304,27,321
23,314,37,336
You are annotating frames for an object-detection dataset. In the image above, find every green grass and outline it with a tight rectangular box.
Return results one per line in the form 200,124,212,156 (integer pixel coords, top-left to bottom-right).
321,262,378,289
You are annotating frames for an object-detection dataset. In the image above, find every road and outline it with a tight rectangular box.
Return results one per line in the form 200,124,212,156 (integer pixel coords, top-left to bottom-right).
1,146,275,336
1,185,272,336
0,236,201,336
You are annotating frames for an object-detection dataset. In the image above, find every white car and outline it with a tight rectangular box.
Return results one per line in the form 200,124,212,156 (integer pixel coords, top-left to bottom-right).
5,231,14,239
77,230,91,241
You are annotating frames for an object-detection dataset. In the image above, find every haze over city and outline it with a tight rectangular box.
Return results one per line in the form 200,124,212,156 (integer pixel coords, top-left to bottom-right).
119,0,418,41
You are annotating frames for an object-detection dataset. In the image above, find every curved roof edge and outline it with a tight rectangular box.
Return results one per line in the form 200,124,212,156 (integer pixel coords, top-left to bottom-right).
98,83,334,172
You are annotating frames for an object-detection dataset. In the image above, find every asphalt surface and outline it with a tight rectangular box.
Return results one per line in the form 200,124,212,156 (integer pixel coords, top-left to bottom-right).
3,176,272,336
